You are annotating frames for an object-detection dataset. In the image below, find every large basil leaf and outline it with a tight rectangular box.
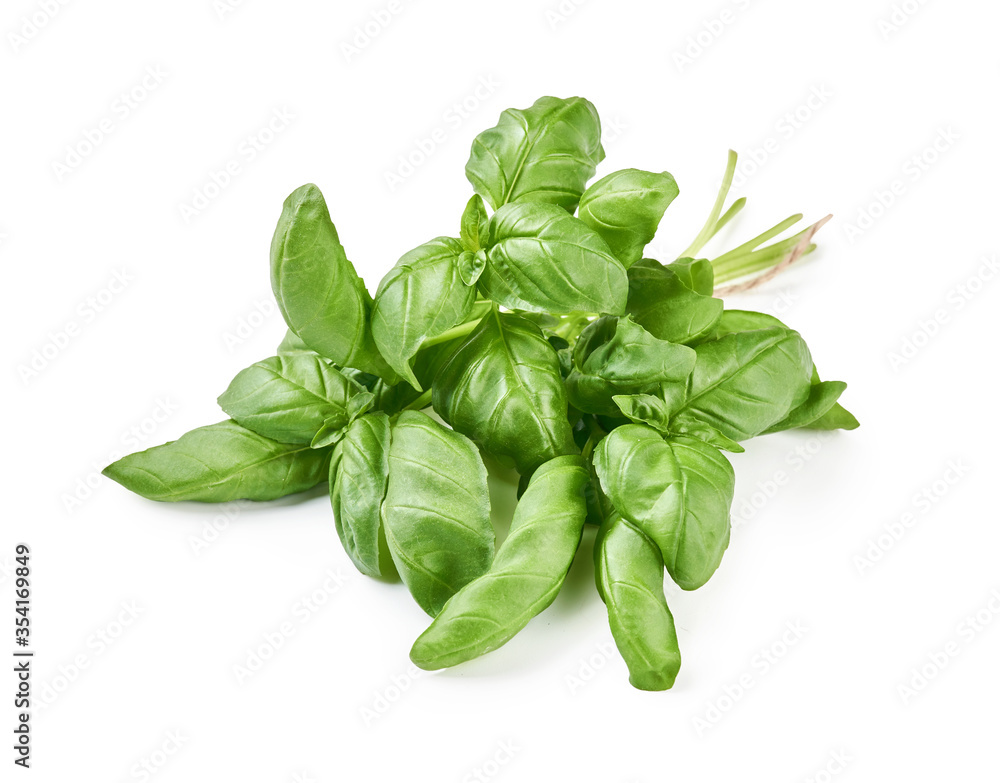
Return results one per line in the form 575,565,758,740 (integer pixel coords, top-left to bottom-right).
566,315,696,415
466,95,604,213
578,169,679,268
269,184,394,380
382,412,495,616
595,513,682,691
410,454,589,669
331,412,391,578
371,237,476,390
432,310,578,475
218,354,360,444
663,327,813,440
626,258,723,343
594,425,733,590
102,420,331,502
477,202,628,315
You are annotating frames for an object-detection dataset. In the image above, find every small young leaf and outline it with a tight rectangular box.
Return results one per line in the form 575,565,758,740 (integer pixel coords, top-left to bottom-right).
611,393,672,432
460,194,489,252
457,250,486,286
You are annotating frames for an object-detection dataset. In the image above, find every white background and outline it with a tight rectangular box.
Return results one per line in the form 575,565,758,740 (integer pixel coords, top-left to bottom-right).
3,0,999,780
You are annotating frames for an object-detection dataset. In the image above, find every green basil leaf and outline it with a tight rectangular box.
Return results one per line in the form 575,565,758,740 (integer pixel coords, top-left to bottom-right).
663,327,814,440
410,454,589,669
371,237,476,389
103,420,331,502
701,308,786,342
270,184,394,380
460,194,490,252
478,202,628,315
311,418,347,449
382,411,495,616
611,393,672,432
593,425,733,590
763,380,849,434
276,330,312,355
626,258,723,343
432,310,578,475
218,354,360,445
331,412,391,578
698,310,858,432
805,402,860,431
669,257,715,296
458,250,486,286
466,96,604,213
566,315,696,415
595,513,681,691
347,390,377,421
667,419,745,453
578,169,679,268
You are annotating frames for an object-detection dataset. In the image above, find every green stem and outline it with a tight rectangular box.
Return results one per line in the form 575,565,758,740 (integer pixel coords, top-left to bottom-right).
418,317,483,350
713,242,817,284
678,150,738,259
403,389,433,411
711,214,803,271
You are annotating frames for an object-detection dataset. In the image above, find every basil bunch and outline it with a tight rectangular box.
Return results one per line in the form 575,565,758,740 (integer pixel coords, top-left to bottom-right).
105,96,857,691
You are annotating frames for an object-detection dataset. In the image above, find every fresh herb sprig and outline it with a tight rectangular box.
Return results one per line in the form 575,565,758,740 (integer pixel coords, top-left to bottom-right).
105,96,857,691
